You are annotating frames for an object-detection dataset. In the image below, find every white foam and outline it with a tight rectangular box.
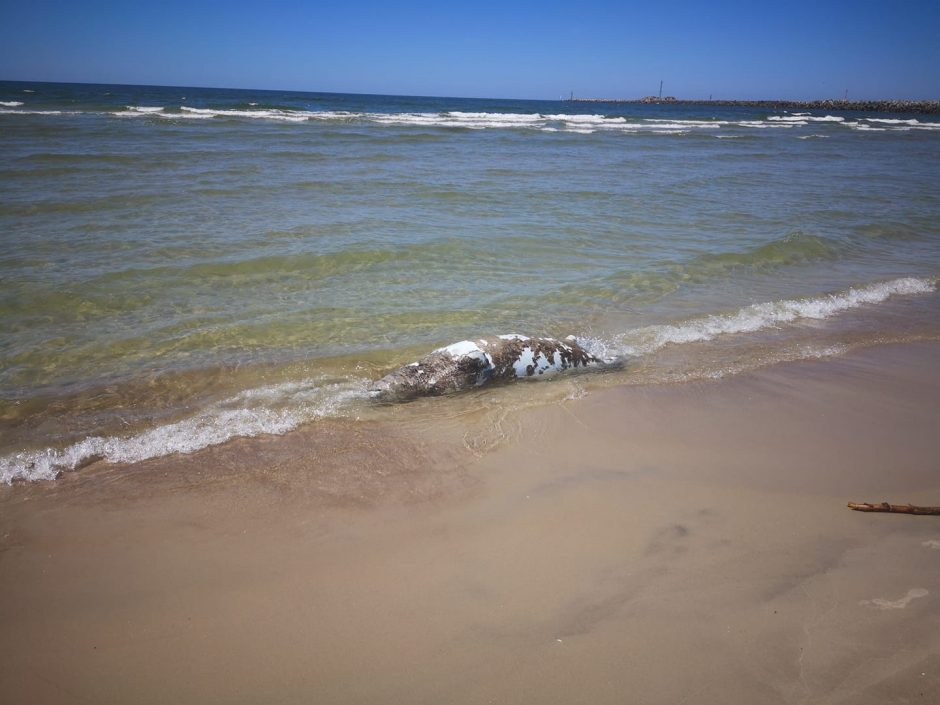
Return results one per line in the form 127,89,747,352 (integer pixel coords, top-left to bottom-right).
769,114,844,123
802,344,849,358
371,111,547,130
0,101,23,107
865,118,919,125
580,277,936,361
860,588,928,610
311,111,360,120
112,106,166,118
5,104,935,136
736,120,802,129
545,113,626,124
0,109,70,115
450,110,544,123
357,112,732,134
159,109,214,120
0,378,369,484
174,106,313,122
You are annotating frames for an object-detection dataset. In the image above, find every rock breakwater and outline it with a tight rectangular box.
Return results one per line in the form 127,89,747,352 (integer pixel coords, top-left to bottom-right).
567,98,940,114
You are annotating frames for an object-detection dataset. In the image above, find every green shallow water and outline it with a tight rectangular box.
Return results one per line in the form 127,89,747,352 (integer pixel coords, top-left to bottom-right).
2,81,940,481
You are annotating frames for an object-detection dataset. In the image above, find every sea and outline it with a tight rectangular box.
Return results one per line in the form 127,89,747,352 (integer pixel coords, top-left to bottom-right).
2,81,939,484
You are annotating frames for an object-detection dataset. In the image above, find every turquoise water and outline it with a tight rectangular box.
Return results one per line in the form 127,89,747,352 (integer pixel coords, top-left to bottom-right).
2,81,939,481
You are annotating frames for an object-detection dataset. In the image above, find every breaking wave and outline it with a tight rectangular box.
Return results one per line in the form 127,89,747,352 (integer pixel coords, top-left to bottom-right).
174,105,315,122
1,378,370,484
769,114,845,123
4,104,938,133
579,277,937,360
0,108,75,115
122,105,165,114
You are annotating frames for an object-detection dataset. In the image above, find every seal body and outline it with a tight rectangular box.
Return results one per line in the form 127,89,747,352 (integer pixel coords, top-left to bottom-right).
370,334,599,400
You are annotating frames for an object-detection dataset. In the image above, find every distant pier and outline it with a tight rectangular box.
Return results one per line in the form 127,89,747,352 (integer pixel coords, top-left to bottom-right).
564,97,940,115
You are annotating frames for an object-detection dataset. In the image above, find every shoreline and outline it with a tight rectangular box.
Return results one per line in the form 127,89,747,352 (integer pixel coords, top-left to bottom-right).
565,97,940,114
4,274,939,486
2,340,939,703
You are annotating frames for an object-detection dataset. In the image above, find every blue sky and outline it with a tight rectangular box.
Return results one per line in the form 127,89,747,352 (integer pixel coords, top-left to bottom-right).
1,0,937,99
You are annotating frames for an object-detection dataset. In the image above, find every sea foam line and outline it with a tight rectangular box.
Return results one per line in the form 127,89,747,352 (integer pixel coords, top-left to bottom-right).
174,105,313,122
0,108,76,116
580,277,936,361
1,378,369,484
769,114,845,123
5,105,940,132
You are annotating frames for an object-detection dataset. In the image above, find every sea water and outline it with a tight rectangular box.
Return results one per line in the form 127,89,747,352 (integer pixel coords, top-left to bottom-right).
2,81,939,482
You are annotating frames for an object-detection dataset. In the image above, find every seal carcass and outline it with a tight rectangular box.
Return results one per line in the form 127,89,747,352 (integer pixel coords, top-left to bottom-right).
370,334,599,400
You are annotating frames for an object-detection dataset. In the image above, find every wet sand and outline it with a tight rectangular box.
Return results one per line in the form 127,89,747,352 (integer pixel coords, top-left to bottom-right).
2,342,939,704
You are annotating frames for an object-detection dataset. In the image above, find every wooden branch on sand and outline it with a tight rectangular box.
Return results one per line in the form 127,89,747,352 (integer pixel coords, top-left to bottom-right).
847,502,940,515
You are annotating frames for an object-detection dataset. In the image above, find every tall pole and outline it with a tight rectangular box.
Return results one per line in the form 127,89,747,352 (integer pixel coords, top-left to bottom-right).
659,80,663,99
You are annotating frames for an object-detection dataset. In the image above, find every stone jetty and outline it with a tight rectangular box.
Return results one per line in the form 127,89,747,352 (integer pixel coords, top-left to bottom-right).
566,98,940,115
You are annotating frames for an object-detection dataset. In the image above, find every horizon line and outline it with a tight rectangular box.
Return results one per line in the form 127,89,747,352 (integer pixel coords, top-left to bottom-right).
2,78,937,104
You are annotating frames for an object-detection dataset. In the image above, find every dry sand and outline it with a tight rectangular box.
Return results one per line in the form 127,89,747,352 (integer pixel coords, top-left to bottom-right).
2,342,939,704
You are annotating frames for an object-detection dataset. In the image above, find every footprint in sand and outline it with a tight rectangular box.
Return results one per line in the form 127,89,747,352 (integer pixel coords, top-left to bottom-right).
859,588,928,610
922,540,940,550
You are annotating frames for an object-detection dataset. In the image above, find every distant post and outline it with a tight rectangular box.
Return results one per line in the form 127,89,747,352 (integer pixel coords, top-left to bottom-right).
659,80,663,99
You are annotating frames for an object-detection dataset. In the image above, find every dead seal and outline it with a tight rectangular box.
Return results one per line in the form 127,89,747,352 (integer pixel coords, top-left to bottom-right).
369,334,599,400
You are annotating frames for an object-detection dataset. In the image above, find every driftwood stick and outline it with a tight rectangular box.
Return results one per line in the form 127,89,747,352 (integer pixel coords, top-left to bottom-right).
847,502,940,515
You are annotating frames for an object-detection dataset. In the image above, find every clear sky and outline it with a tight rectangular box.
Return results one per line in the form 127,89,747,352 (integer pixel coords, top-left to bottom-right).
1,0,938,100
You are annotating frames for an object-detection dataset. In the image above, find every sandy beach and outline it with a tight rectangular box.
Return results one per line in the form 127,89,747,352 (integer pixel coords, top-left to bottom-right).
2,341,939,704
